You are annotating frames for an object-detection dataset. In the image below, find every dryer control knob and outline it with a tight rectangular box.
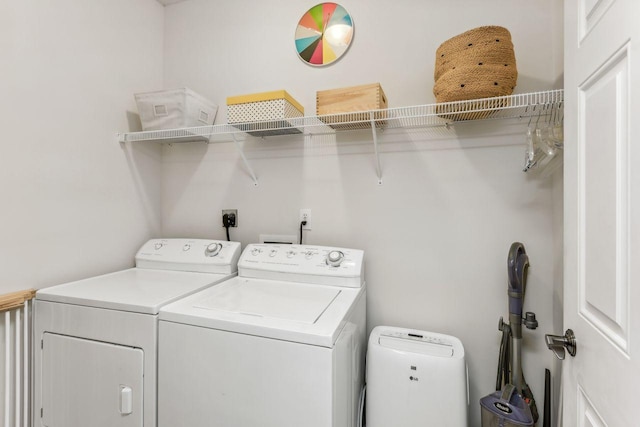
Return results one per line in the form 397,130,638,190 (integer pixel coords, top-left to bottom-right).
154,242,163,250
326,250,345,267
205,242,222,257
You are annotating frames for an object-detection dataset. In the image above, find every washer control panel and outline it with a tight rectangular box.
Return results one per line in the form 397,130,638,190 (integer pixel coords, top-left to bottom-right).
238,244,364,288
136,239,242,274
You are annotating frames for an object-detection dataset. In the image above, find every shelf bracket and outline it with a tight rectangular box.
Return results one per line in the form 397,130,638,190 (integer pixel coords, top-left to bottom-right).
369,111,383,185
231,134,258,186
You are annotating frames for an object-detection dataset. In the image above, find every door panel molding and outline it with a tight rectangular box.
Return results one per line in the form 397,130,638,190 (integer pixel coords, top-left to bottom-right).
579,0,617,42
577,385,606,427
577,42,630,355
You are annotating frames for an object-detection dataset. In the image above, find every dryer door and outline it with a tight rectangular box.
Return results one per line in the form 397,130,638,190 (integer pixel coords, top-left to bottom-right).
40,333,144,427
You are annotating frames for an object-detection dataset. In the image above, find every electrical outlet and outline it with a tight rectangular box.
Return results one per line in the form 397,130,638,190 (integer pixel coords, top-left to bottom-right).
299,208,311,230
222,209,238,227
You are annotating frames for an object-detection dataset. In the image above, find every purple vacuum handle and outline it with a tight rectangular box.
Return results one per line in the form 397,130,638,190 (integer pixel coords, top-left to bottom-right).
507,242,529,316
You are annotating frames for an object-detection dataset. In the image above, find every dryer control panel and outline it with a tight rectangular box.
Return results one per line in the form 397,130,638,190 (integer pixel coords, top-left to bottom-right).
136,239,242,274
238,244,364,288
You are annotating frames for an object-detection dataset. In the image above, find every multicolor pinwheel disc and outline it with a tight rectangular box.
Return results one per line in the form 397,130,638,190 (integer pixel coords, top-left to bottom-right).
295,3,354,66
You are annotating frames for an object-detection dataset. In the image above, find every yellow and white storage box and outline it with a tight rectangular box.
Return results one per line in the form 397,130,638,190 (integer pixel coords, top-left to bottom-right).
226,90,304,136
134,88,218,131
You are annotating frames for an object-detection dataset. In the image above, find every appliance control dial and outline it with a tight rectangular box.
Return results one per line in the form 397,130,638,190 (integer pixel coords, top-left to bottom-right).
182,244,191,251
154,242,163,250
205,242,222,257
326,250,345,267
251,248,262,256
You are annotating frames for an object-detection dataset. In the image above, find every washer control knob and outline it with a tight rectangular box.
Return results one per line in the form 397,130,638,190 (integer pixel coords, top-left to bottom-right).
183,244,191,251
154,242,163,250
286,250,296,258
269,249,278,257
251,248,261,256
326,250,345,267
205,242,222,257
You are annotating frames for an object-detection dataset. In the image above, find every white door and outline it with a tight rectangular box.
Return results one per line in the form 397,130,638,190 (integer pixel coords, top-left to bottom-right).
41,333,144,427
562,0,640,425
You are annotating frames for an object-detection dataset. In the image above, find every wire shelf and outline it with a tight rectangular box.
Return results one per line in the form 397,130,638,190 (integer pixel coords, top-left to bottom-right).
117,89,563,185
118,89,563,143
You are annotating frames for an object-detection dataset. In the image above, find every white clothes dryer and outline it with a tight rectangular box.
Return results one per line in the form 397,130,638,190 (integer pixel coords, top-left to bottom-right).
157,243,367,427
33,238,241,427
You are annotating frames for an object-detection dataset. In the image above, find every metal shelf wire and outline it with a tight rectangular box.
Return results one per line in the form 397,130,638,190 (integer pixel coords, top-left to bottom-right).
117,89,564,185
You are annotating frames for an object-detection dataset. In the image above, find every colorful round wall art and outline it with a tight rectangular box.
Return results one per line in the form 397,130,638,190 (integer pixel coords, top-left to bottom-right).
295,3,354,66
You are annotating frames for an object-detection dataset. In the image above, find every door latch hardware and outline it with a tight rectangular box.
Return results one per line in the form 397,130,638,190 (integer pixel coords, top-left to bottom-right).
544,329,576,360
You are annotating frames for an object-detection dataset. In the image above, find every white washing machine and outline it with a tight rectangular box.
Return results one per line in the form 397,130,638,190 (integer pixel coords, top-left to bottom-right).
33,238,241,427
157,243,367,427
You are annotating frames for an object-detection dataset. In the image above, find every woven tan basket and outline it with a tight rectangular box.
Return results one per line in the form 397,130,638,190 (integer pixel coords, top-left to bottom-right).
433,26,517,107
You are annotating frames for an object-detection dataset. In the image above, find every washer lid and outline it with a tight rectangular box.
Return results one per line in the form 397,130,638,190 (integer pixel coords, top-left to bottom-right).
36,268,234,315
159,277,364,347
194,281,340,324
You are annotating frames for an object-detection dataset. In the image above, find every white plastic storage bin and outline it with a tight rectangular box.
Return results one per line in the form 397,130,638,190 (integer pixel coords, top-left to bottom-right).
134,88,218,131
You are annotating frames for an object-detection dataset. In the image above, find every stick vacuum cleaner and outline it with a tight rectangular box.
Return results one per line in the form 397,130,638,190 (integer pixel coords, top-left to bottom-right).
480,242,538,426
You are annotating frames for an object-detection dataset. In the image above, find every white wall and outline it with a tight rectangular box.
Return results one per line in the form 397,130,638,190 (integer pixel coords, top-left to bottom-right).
0,0,163,420
162,1,563,425
0,0,164,292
